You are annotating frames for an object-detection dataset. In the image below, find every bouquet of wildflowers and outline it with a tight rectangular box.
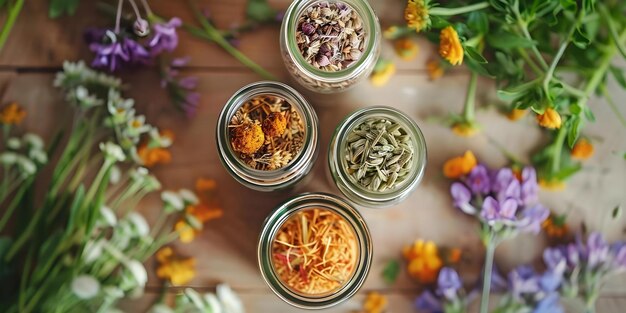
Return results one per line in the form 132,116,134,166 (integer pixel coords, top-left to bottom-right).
0,61,213,312
444,151,549,312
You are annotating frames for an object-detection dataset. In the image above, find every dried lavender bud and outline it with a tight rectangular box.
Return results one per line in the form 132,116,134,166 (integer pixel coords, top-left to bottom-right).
133,18,150,37
296,1,366,72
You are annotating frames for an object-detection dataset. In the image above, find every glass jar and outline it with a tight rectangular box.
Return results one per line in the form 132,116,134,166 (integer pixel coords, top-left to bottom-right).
216,81,319,192
280,0,381,93
328,106,427,207
258,192,372,309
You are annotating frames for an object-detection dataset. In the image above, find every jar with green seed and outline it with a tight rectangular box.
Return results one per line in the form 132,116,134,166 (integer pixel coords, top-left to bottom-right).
328,106,427,207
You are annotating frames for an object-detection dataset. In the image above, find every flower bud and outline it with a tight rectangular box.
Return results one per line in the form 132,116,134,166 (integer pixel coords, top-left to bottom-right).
133,18,150,37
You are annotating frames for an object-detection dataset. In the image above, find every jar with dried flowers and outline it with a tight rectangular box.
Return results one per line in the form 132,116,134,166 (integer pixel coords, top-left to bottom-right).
280,0,381,93
216,81,319,191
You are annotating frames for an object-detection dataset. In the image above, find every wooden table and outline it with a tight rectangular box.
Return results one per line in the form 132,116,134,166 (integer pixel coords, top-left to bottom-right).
1,1,625,312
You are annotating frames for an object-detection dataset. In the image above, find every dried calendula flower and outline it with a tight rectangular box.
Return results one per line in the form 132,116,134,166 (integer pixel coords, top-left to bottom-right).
296,1,366,72
231,122,265,154
229,95,305,170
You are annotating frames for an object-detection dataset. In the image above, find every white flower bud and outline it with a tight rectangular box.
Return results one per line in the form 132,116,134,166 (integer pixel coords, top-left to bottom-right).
217,284,244,313
134,18,150,37
100,142,126,162
83,239,104,263
127,212,150,236
7,137,21,149
161,190,184,212
100,206,117,226
71,275,100,299
125,260,147,288
179,189,199,205
0,152,18,165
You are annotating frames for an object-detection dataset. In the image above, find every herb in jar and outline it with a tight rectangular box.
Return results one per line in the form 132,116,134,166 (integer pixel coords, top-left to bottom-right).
296,1,365,72
229,95,305,170
272,208,357,295
344,117,414,192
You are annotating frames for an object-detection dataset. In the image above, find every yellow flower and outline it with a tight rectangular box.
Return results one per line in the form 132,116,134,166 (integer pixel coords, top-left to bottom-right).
383,26,399,40
363,291,388,313
539,178,566,191
507,109,527,121
394,38,419,61
571,138,594,160
405,0,431,32
536,108,561,129
156,247,196,286
426,59,444,80
443,151,477,179
451,122,479,137
439,26,464,66
370,61,396,87
542,214,569,238
175,219,198,243
403,240,443,283
0,103,27,125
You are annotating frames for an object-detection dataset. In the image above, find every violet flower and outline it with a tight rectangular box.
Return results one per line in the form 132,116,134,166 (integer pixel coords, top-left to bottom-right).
481,197,518,225
87,30,150,71
160,57,200,117
451,182,476,214
148,17,182,55
521,167,539,205
415,268,467,313
466,164,490,195
437,267,462,301
534,293,564,313
415,291,443,313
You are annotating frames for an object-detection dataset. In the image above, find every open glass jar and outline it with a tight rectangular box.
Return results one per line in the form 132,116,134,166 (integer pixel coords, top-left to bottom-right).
258,193,372,309
329,106,427,207
280,0,381,93
216,81,319,192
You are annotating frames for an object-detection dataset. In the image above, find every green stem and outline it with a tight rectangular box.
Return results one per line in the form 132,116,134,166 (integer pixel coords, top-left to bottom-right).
515,18,549,70
518,47,543,76
600,84,626,127
0,0,25,52
0,177,31,232
543,13,582,100
551,125,567,174
430,2,490,16
479,236,497,313
463,72,478,121
186,0,277,80
598,3,626,59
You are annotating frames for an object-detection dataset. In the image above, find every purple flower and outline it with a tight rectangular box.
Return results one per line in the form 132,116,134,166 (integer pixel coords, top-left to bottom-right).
466,164,490,195
517,204,549,234
89,33,130,72
451,182,476,214
415,291,443,313
437,267,462,300
539,267,563,293
611,242,626,269
148,17,182,55
171,56,191,67
543,248,566,269
586,232,610,268
489,265,509,292
122,38,150,64
533,293,564,313
481,196,518,225
565,243,580,267
491,168,514,193
509,266,540,298
521,167,539,205
301,22,316,35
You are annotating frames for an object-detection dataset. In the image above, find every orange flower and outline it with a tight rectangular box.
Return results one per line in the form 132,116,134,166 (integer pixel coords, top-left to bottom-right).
186,203,223,223
175,219,199,243
507,109,527,121
443,151,477,179
394,38,419,61
137,145,171,167
156,247,196,285
439,26,463,66
542,214,569,238
363,291,388,313
426,59,444,80
446,248,462,264
404,0,431,32
571,138,594,160
0,103,27,125
195,178,217,192
403,240,443,283
536,108,561,129
539,178,565,191
451,122,479,137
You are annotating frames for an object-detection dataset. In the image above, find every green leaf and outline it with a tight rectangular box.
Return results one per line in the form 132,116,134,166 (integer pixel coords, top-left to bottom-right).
560,0,577,10
569,103,582,115
489,0,508,12
430,16,450,29
583,106,596,122
583,0,596,12
497,80,539,101
486,32,535,50
612,205,622,219
246,0,277,23
382,259,400,284
572,28,590,49
567,116,581,148
49,0,80,18
465,56,493,77
609,66,626,89
553,164,582,180
464,46,487,64
468,12,489,34
64,185,85,238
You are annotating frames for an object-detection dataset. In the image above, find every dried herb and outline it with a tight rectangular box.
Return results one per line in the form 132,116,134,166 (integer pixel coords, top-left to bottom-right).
229,95,305,171
272,208,357,294
344,117,414,192
296,1,365,72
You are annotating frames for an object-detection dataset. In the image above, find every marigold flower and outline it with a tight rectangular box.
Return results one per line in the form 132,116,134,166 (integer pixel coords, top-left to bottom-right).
536,108,561,129
0,103,27,125
394,38,419,61
539,178,565,191
370,61,396,87
542,214,569,238
507,109,527,121
175,219,198,243
156,247,196,285
363,291,388,313
403,240,443,283
404,0,431,33
439,26,463,66
426,59,444,80
195,177,217,192
383,26,400,40
231,122,265,154
571,138,594,160
137,145,172,167
186,203,223,223
443,151,477,179
451,122,479,137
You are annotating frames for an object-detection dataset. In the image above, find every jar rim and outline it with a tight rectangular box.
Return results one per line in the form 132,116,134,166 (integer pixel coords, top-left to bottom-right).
216,81,319,190
329,106,427,207
257,192,372,309
282,0,381,82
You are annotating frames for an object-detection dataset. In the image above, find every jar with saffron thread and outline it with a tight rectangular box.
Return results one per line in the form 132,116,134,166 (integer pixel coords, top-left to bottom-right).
280,0,381,93
258,192,372,309
216,81,319,192
328,106,427,207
